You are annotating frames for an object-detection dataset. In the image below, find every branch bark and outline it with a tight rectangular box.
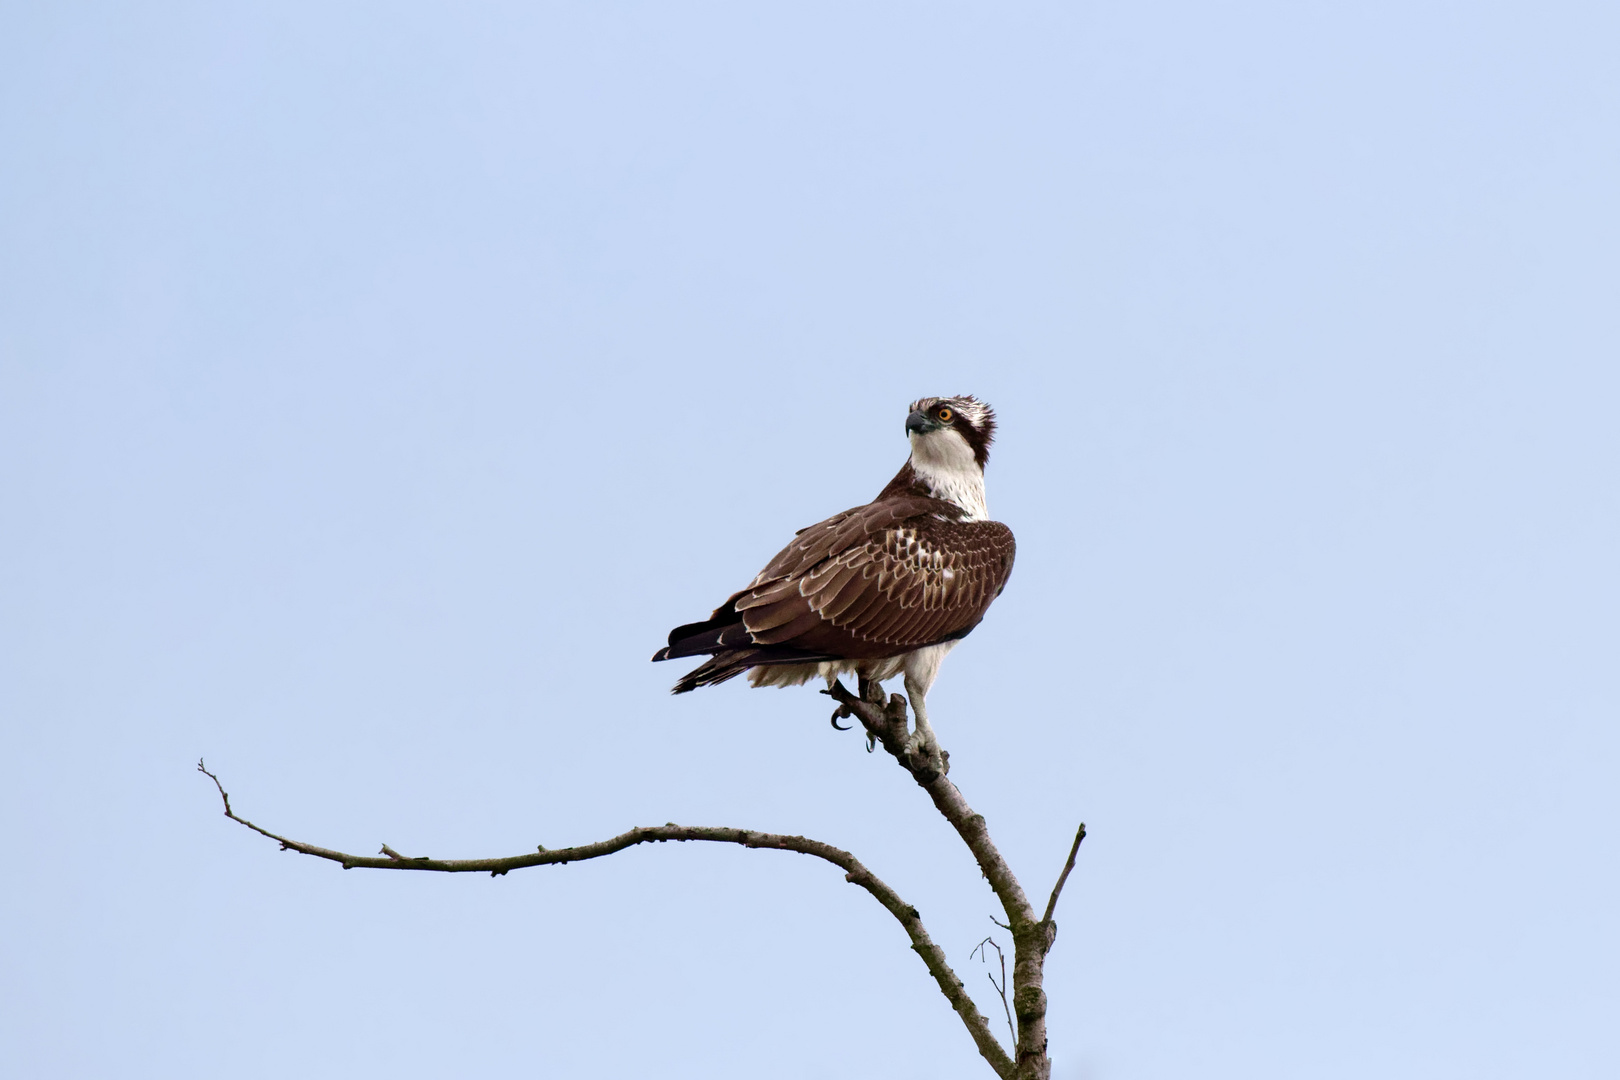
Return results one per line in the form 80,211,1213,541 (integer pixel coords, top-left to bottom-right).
202,679,1082,1080
197,760,1017,1078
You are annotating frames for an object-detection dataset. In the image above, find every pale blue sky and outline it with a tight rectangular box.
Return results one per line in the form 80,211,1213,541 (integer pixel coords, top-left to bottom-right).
3,4,1617,1078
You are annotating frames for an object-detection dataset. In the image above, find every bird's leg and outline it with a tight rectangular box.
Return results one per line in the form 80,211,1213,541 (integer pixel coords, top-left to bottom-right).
902,672,938,756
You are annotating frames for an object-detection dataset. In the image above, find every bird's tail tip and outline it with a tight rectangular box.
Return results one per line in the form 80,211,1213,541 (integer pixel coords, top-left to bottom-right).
665,651,756,695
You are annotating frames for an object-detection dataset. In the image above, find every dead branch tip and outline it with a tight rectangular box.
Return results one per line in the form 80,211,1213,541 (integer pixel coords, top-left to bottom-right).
1041,823,1087,926
196,759,232,816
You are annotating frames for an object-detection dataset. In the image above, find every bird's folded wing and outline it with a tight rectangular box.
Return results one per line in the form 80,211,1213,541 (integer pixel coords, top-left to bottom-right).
734,500,1015,656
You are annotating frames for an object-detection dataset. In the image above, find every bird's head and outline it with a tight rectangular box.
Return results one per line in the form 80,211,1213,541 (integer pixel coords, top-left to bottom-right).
905,395,997,470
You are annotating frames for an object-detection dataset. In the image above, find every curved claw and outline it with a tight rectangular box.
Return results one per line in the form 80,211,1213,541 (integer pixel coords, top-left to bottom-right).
823,682,857,730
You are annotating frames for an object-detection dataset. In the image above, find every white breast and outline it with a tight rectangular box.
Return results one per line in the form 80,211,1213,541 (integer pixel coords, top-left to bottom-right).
909,429,988,521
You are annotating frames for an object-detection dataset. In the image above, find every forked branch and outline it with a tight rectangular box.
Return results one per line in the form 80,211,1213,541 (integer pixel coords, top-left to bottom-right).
196,760,1016,1078
202,679,1082,1080
972,935,1017,1047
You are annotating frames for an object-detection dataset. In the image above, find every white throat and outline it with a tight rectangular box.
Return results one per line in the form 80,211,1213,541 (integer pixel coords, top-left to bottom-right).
909,429,988,521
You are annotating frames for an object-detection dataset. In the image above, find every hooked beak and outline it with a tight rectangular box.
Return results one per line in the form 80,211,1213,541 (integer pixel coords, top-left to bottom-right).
905,410,935,436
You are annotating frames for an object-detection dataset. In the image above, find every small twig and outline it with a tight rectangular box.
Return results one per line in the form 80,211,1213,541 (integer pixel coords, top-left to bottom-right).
1041,824,1087,926
199,759,233,815
971,935,1016,1048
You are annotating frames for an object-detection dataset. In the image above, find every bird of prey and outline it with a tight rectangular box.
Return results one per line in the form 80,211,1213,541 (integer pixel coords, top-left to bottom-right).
652,395,1015,746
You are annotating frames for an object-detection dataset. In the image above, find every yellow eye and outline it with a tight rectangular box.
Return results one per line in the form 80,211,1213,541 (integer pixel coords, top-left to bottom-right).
936,406,953,422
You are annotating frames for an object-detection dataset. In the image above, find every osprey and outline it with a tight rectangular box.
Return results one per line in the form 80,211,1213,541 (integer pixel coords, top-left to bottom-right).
652,395,1015,745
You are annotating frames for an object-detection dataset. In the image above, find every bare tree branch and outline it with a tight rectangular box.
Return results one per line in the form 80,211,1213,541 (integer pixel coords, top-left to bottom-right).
196,760,1017,1078
204,672,1084,1080
1042,824,1087,928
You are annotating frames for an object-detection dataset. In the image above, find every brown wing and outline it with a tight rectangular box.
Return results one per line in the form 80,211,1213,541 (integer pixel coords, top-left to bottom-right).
732,499,1016,659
